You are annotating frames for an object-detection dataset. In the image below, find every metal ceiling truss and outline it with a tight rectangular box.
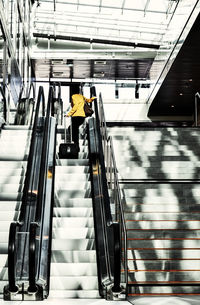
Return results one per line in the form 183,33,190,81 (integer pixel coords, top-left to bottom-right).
38,0,175,15
34,20,165,38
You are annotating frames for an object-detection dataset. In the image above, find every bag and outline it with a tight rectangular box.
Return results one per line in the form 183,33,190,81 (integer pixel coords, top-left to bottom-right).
59,142,78,159
58,117,78,159
84,102,94,117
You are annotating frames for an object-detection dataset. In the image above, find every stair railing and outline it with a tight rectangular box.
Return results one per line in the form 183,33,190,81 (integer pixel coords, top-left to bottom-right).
90,87,127,299
194,92,200,126
4,86,45,299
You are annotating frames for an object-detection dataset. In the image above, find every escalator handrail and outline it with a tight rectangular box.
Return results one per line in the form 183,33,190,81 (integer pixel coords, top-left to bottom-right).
34,86,53,222
91,88,122,293
194,92,200,126
7,86,45,292
28,86,54,293
19,86,45,221
109,136,128,288
92,86,125,294
93,95,112,223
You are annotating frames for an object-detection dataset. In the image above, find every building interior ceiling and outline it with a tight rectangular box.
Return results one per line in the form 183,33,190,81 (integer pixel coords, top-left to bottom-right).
1,0,200,120
32,0,180,80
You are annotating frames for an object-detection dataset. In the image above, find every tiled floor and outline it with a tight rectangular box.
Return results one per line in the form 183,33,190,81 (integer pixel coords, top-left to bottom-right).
0,299,129,305
129,296,200,305
1,297,200,305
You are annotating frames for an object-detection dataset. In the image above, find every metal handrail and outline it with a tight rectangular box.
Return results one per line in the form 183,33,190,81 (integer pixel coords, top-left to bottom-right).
194,92,200,127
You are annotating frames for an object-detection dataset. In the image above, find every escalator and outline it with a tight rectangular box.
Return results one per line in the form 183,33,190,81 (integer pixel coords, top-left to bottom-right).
1,85,127,301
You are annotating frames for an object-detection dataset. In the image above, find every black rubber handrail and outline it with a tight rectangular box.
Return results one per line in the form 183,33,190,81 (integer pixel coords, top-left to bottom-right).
28,86,54,294
90,86,122,294
27,82,36,126
7,86,45,293
19,86,45,222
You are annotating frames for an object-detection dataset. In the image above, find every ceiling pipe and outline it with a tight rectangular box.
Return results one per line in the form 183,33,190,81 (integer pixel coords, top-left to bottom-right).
33,33,160,50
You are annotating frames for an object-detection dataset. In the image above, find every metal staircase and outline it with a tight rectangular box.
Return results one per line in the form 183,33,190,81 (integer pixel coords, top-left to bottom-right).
49,124,100,299
108,126,200,297
0,125,31,298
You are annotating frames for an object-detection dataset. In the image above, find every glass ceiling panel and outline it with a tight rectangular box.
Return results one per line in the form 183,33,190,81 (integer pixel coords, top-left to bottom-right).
34,0,179,47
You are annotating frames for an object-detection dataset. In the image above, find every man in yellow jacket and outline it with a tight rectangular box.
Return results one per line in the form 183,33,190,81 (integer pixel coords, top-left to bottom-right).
65,94,96,151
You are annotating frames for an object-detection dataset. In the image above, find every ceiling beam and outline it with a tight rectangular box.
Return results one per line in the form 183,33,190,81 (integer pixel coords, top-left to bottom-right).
33,32,160,49
39,0,171,15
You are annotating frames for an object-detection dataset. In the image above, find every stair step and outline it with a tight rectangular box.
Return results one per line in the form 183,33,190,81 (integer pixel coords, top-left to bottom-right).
127,239,200,249
53,228,94,239
52,239,95,251
55,189,91,199
128,249,200,260
128,271,200,282
55,173,90,182
0,154,28,161
127,230,200,238
127,260,200,271
55,166,89,174
0,193,22,201
0,221,15,231
2,125,30,130
56,159,89,166
128,286,200,295
0,211,19,221
118,171,200,180
53,217,94,228
0,233,9,243
125,220,200,230
0,255,8,266
53,208,93,218
50,276,98,290
0,184,23,193
0,200,22,208
49,290,100,298
54,197,93,208
124,204,200,213
125,212,200,221
50,263,97,276
0,161,27,169
51,250,96,263
0,176,25,184
55,182,91,190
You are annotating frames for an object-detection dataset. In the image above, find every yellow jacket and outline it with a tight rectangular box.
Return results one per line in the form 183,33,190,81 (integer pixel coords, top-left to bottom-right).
67,94,95,117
